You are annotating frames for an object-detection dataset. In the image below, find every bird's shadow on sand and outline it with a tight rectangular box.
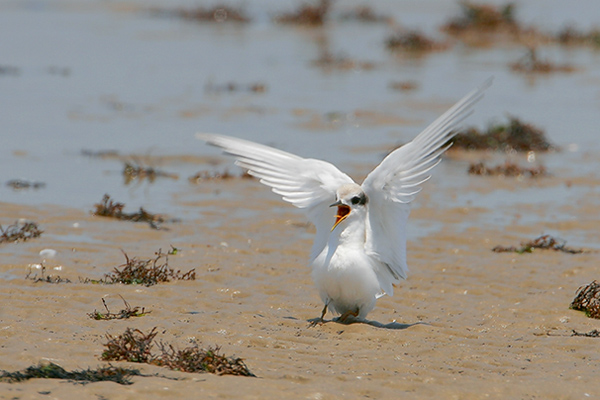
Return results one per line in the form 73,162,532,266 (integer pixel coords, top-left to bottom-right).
307,317,428,330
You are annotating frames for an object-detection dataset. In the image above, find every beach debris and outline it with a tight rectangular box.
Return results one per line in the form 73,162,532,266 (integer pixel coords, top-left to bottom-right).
441,1,518,35
85,247,194,287
92,194,175,229
0,362,141,385
571,329,600,337
102,327,157,364
339,6,392,23
205,81,267,94
123,161,179,185
468,161,547,178
312,51,377,71
0,221,42,244
25,264,71,284
188,169,252,184
6,179,46,190
570,281,600,319
151,5,250,23
274,0,331,26
509,47,575,74
492,234,585,254
555,26,600,47
89,296,150,320
102,327,255,376
449,117,554,152
385,30,447,53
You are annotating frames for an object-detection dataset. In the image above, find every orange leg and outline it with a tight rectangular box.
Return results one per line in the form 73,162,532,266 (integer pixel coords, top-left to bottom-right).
338,309,359,323
309,302,329,327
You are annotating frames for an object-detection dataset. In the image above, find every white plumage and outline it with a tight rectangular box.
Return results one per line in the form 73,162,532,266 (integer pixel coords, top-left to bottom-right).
197,79,491,323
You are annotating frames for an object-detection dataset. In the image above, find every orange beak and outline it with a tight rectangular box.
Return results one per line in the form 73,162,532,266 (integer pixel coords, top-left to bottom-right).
332,204,351,231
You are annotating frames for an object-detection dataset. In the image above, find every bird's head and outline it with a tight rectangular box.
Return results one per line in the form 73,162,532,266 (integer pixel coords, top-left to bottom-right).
330,183,367,231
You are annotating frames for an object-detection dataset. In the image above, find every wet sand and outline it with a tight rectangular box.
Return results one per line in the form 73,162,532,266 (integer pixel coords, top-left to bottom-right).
1,171,599,399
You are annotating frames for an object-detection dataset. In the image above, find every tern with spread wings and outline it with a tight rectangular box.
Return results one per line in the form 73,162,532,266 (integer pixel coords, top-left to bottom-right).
198,79,491,323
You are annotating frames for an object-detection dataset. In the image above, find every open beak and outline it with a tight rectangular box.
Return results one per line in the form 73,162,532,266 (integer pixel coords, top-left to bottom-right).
330,201,351,231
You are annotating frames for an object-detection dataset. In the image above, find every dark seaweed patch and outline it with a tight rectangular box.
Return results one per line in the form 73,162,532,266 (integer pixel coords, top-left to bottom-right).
449,117,554,152
492,234,585,254
385,30,447,53
509,48,575,74
442,1,518,34
152,6,250,23
0,221,42,244
555,26,600,47
339,6,392,23
102,328,255,377
85,248,195,287
123,161,178,185
92,194,177,229
468,161,547,178
570,281,600,319
312,51,376,71
89,296,150,320
571,329,600,337
274,0,331,26
205,81,267,94
0,362,141,385
188,169,252,184
6,179,46,190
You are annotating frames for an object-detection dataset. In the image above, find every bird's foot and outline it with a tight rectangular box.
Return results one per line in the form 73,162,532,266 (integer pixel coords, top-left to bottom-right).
308,303,329,327
336,310,359,324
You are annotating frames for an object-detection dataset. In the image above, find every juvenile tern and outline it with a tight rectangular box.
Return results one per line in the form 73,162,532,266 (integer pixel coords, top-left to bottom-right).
197,79,491,323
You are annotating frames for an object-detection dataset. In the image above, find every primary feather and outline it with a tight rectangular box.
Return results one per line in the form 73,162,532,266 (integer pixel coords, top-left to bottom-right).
197,78,491,321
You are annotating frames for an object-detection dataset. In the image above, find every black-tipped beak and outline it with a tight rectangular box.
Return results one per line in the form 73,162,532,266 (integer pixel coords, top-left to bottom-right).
330,200,342,207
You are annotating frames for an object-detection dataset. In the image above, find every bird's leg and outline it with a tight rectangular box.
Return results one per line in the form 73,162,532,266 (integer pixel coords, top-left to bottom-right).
338,309,359,323
308,301,329,327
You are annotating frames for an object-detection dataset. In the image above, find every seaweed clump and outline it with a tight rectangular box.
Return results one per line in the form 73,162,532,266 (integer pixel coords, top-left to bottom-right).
153,6,250,23
468,161,547,178
339,6,392,23
442,1,518,34
385,30,447,53
509,48,575,74
6,179,46,190
92,194,174,229
102,328,255,377
492,234,585,254
123,162,178,185
450,117,554,152
188,169,252,184
0,221,42,244
312,51,377,71
88,248,195,287
89,296,150,320
570,281,600,319
0,362,141,385
555,26,600,47
571,329,600,337
274,0,331,26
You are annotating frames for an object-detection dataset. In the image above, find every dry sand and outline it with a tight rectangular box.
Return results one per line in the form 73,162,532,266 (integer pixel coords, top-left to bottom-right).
1,174,599,399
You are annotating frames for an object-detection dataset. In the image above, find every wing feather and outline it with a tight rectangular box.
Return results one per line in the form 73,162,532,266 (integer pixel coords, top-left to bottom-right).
196,133,355,260
362,79,492,284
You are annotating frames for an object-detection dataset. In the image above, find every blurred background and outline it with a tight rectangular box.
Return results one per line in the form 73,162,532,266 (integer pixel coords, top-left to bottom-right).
1,0,599,245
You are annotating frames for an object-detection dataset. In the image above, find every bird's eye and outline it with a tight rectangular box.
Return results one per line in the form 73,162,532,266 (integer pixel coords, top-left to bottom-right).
351,195,362,205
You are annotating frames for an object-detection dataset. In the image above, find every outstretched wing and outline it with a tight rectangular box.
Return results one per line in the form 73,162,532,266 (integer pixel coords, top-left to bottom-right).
197,133,355,261
361,79,492,290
